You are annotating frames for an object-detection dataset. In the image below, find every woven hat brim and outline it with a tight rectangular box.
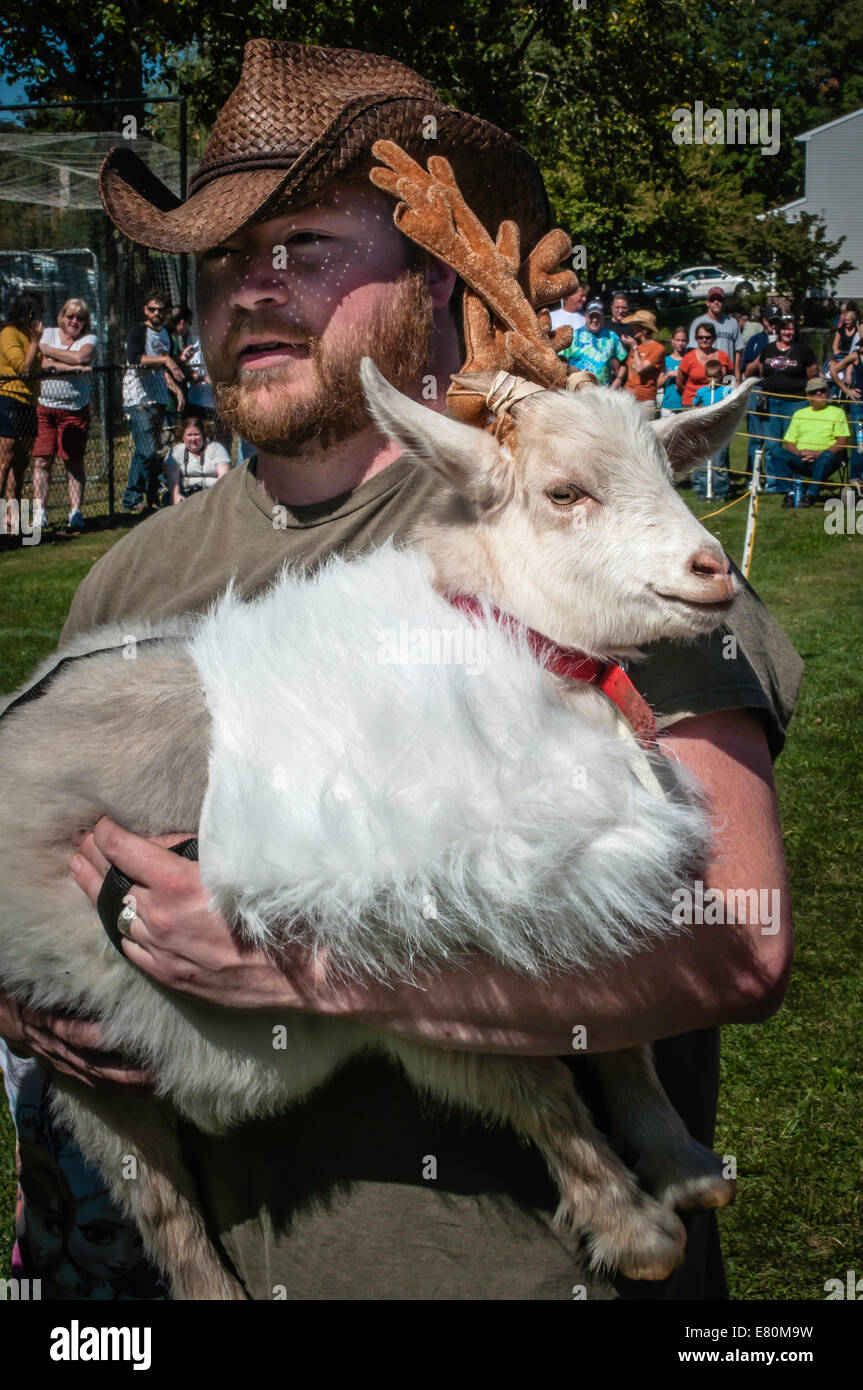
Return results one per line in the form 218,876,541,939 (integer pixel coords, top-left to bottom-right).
99,99,551,255
99,150,290,254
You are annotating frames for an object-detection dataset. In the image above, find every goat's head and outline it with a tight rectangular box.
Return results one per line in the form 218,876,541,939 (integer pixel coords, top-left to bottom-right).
361,358,753,659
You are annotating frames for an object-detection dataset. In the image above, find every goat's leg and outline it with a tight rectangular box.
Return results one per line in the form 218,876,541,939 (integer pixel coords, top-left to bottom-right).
389,1042,687,1281
51,1084,246,1301
591,1046,736,1212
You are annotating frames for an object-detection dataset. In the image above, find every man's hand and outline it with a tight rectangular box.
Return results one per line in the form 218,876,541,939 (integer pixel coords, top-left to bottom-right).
0,989,155,1089
70,818,301,1011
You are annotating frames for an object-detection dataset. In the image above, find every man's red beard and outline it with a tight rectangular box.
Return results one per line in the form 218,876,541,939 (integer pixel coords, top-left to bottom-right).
211,269,435,452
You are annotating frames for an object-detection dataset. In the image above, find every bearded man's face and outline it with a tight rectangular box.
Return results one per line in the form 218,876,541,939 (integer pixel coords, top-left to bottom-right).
195,182,436,452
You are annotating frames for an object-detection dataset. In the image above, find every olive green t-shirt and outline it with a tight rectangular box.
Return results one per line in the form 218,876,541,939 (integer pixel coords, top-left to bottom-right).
61,458,803,1301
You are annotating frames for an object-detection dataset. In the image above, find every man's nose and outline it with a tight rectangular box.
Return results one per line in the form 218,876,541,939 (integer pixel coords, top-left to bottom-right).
227,255,293,312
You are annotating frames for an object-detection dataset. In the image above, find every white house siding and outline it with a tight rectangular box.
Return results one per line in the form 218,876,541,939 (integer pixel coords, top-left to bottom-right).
782,111,863,298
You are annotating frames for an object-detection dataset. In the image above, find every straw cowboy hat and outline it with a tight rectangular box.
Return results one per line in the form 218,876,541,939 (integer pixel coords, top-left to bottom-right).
623,308,658,332
99,40,551,254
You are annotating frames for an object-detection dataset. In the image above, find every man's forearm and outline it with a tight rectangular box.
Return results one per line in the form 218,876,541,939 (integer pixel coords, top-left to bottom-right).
66,714,792,1062
310,918,781,1055
309,711,793,1055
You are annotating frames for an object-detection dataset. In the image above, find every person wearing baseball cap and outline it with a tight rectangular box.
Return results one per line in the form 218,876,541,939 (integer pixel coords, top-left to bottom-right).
779,375,850,506
6,40,801,1306
562,300,628,386
688,287,743,380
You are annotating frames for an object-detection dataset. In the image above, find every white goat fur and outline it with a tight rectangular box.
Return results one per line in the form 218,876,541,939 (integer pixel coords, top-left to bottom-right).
0,370,754,1294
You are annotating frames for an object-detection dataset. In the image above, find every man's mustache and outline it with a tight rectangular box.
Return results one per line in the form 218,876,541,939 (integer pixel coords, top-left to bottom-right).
222,319,311,359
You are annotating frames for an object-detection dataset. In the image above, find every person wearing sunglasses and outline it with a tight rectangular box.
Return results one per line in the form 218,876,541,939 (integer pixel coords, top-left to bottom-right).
748,317,818,495
562,300,629,386
779,376,850,507
688,289,743,381
121,292,186,512
32,299,98,533
675,321,734,408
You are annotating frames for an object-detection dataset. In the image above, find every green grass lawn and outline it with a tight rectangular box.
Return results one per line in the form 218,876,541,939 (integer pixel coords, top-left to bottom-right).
0,458,861,1299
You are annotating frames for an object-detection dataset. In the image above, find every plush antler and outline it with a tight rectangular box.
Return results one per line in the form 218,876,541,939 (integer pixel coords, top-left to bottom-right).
370,140,580,432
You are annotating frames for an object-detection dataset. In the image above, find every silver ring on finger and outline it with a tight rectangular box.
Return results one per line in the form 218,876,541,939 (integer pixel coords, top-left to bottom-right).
117,903,138,939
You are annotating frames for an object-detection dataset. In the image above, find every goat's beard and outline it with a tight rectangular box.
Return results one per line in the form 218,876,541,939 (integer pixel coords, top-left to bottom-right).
212,269,435,452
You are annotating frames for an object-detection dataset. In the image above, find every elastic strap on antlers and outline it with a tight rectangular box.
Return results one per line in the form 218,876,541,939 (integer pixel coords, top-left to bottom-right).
564,370,599,392
485,371,547,418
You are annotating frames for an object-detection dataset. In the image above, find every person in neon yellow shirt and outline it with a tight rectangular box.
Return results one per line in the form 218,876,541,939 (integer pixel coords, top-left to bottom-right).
781,377,850,507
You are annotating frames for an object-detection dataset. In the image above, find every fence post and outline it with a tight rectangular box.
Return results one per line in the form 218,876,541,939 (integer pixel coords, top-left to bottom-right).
741,445,762,578
179,93,189,310
106,366,116,520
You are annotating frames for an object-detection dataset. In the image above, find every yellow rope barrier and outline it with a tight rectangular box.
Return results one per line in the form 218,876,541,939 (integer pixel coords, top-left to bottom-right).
699,492,752,520
722,463,852,488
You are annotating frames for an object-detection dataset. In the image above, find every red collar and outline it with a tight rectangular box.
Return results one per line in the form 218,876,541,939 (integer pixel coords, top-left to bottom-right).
448,593,657,747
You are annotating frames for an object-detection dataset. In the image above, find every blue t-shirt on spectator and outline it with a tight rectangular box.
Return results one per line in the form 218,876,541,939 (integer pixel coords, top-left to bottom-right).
742,331,772,370
661,355,684,412
693,382,732,409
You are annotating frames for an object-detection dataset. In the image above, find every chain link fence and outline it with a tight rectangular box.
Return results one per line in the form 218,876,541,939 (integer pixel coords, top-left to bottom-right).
0,247,219,526
0,104,207,528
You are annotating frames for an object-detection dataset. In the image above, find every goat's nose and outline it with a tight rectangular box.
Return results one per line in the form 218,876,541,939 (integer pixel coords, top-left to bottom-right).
688,548,731,581
686,547,735,600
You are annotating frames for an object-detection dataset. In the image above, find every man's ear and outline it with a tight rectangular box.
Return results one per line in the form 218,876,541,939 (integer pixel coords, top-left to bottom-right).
652,379,754,475
360,358,514,515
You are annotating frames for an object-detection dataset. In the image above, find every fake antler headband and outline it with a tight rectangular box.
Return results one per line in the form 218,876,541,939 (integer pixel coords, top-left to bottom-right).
369,140,597,440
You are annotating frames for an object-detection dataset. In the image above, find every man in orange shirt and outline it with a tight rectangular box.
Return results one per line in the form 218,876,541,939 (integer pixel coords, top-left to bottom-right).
624,309,665,417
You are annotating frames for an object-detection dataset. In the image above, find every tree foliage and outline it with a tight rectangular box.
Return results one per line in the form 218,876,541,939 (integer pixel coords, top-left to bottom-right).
1,0,859,291
755,211,854,316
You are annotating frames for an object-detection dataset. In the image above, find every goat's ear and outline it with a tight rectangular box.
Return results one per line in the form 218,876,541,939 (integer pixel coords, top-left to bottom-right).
360,358,513,515
652,379,754,476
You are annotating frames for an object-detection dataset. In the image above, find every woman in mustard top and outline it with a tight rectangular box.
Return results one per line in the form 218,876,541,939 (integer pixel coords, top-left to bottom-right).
0,292,43,514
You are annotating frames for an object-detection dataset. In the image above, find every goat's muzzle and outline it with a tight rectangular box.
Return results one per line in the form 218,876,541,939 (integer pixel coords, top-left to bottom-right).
651,548,737,609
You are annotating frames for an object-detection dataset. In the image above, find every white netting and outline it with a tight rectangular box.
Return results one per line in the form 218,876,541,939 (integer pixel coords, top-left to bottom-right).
0,129,194,210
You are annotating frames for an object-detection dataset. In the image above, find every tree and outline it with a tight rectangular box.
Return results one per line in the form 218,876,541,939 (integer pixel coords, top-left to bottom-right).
688,1,863,203
755,211,855,317
1,1,860,295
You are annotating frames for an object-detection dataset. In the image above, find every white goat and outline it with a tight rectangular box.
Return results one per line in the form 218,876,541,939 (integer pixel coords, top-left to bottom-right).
0,362,753,1299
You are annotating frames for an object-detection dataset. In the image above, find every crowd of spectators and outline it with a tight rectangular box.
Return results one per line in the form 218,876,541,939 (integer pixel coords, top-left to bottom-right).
1,275,859,538
0,286,236,540
552,280,860,507
122,289,234,513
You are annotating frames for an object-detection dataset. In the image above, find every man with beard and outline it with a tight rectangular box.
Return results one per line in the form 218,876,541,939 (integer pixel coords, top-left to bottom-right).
0,41,801,1302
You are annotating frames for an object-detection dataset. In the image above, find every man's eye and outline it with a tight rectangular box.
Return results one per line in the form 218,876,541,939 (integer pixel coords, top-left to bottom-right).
201,245,238,261
286,232,331,246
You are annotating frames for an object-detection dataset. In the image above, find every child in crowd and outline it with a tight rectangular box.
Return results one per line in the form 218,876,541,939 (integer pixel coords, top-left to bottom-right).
659,326,688,418
691,359,733,499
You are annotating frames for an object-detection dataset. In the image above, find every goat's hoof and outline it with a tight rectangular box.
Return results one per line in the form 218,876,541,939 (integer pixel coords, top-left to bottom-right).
659,1170,737,1212
638,1140,737,1213
582,1197,687,1283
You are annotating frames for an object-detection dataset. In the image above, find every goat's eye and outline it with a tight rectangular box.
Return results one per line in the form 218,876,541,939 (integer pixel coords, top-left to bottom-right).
545,483,584,506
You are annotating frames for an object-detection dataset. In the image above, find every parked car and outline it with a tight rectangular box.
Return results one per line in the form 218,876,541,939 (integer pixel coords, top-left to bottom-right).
660,266,759,300
605,275,690,311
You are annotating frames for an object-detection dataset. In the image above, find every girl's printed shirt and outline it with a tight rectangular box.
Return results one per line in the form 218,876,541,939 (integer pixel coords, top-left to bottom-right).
0,1040,168,1300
